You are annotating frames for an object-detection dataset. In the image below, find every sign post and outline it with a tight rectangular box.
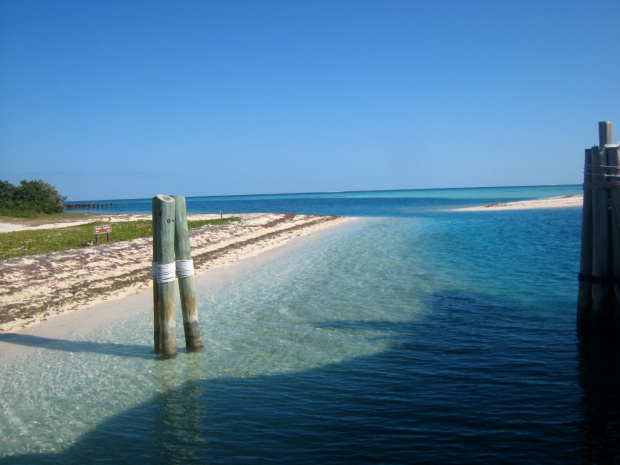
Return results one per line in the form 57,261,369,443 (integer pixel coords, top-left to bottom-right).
94,225,112,243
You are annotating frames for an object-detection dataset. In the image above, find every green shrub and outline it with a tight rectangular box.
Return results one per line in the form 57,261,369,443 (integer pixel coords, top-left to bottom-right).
0,180,67,215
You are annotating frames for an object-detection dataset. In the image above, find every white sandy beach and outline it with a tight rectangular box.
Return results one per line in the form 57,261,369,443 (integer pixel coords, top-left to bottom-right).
454,194,583,211
0,213,352,333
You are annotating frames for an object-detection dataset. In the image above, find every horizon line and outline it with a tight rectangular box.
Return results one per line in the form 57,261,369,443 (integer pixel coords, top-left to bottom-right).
64,183,581,204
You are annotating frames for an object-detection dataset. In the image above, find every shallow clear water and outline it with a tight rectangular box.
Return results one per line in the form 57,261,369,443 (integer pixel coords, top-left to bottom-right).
4,185,618,464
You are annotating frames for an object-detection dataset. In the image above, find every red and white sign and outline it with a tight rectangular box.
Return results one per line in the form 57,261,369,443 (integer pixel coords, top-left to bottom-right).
94,225,112,234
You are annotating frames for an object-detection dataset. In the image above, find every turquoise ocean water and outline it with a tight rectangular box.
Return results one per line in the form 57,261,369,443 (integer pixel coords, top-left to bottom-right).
3,185,618,464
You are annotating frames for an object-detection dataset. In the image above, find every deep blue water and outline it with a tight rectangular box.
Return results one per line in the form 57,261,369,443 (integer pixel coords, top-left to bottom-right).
4,185,620,464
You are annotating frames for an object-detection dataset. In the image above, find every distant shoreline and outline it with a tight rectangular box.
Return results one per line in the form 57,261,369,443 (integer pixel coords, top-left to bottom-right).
453,194,583,211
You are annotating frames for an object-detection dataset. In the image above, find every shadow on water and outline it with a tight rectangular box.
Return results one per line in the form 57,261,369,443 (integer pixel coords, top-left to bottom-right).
1,289,619,464
0,333,155,360
577,335,620,464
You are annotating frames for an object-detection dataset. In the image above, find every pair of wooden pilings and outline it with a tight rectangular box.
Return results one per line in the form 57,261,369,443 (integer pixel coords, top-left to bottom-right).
152,195,202,357
578,122,620,340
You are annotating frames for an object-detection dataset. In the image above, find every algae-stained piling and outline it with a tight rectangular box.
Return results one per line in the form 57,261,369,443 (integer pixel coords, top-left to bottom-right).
152,195,177,357
173,195,202,350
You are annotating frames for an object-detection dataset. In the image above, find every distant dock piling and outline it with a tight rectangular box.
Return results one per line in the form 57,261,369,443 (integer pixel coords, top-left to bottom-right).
64,202,118,210
151,194,201,356
578,121,620,339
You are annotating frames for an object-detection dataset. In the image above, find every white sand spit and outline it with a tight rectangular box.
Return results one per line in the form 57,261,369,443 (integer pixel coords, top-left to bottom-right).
454,194,583,211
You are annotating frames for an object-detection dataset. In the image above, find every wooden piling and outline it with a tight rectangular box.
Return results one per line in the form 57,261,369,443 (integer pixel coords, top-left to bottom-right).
152,195,177,357
600,121,613,146
578,122,620,339
590,146,610,329
608,145,620,335
152,198,161,354
172,195,202,350
577,148,593,327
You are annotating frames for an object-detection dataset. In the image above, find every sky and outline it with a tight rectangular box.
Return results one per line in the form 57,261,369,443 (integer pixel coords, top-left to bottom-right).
1,0,619,201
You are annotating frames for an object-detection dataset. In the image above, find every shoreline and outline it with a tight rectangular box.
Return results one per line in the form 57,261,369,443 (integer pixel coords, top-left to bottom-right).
453,194,583,211
0,192,582,333
0,213,354,333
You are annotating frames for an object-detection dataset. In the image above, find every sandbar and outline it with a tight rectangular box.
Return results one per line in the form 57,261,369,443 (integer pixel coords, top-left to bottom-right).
454,194,583,211
0,213,353,333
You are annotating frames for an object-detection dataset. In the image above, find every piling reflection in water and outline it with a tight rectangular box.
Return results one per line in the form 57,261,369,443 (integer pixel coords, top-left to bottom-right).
152,354,208,464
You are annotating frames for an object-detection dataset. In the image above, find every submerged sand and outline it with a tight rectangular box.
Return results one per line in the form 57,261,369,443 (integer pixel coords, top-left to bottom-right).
454,194,583,211
0,213,352,332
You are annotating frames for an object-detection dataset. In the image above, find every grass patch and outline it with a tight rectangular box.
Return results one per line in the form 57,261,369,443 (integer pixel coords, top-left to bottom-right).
0,212,96,225
0,209,65,219
0,217,240,261
0,209,39,218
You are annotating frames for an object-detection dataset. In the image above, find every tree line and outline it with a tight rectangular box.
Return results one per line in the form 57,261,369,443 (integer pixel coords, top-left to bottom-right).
0,179,67,215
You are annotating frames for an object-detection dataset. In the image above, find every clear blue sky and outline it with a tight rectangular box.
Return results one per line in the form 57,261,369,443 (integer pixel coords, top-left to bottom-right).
1,0,619,201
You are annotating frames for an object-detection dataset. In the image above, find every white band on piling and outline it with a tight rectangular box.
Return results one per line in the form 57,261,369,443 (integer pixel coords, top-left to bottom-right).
152,262,176,284
176,259,195,279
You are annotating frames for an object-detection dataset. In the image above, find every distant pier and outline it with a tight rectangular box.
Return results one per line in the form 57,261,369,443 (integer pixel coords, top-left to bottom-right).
64,202,118,211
